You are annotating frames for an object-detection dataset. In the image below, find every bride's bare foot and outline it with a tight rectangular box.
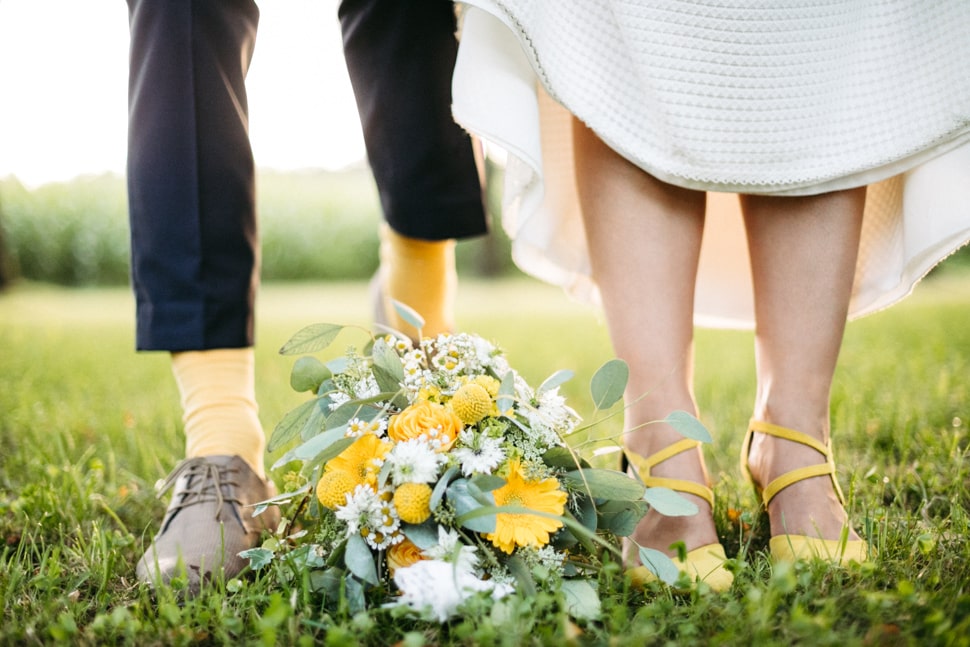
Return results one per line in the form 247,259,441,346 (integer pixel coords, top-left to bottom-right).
742,418,860,543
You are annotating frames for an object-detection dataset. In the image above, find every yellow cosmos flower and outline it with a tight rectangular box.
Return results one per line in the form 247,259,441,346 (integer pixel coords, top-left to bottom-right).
449,382,493,425
387,537,426,573
388,400,461,451
486,459,567,554
325,433,391,490
393,482,433,524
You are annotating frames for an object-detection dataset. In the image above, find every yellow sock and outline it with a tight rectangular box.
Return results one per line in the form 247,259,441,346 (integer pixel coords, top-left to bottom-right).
171,348,266,478
380,224,457,340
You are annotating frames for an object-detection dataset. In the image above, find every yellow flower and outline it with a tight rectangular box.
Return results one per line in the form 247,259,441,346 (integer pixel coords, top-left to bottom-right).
316,470,357,509
449,383,493,425
393,482,433,524
388,400,461,451
325,433,391,490
486,459,567,554
469,375,501,397
387,537,426,573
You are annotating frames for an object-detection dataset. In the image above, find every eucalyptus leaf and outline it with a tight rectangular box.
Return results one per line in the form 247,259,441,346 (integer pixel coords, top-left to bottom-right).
596,499,647,537
563,468,646,501
449,479,496,533
430,465,459,510
496,371,516,414
271,425,352,471
268,398,320,452
638,546,681,585
561,579,602,621
664,410,713,443
345,532,379,585
542,446,588,471
290,356,331,393
469,473,506,493
537,369,574,395
345,575,367,615
642,486,699,517
371,338,406,402
391,299,425,332
402,521,440,550
279,323,345,355
590,359,629,410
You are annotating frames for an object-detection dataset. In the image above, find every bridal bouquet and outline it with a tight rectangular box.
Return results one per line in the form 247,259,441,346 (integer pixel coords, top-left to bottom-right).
246,308,702,622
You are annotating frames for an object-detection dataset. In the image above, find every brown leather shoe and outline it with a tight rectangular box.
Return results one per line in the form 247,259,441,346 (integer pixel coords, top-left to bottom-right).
136,455,280,594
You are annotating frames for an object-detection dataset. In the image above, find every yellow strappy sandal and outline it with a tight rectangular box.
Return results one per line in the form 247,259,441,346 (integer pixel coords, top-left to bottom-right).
740,420,868,564
623,438,734,592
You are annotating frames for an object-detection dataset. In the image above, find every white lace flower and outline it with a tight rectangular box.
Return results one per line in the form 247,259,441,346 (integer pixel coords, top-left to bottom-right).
422,526,480,573
328,392,351,412
452,429,505,476
391,559,512,622
385,438,444,485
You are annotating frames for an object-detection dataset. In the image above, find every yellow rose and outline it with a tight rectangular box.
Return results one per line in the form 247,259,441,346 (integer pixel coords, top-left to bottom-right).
387,537,426,573
388,400,461,451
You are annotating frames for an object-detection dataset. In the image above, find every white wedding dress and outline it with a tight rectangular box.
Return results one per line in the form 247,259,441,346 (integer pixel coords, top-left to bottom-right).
452,1,970,327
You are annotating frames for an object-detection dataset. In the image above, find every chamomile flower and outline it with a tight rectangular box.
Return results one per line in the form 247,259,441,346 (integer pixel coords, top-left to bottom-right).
335,485,403,550
422,526,480,573
346,417,387,438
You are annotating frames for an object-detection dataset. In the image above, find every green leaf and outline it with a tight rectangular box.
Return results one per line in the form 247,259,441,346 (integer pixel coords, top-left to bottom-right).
506,556,536,598
371,337,405,399
596,499,647,537
590,359,628,410
564,468,646,501
271,425,355,471
469,473,506,492
268,399,321,452
497,371,516,414
239,547,275,570
642,487,699,517
290,356,331,393
537,369,574,395
638,546,681,585
561,579,602,621
542,446,588,471
402,521,440,550
391,299,425,332
345,533,379,585
664,410,713,443
279,323,345,355
430,466,459,510
449,479,496,533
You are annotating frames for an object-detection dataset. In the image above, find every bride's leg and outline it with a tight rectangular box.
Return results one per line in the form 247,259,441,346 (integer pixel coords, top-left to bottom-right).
740,188,865,541
571,118,716,556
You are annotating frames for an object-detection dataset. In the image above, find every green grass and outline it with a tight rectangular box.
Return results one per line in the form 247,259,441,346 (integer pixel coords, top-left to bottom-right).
1,274,969,645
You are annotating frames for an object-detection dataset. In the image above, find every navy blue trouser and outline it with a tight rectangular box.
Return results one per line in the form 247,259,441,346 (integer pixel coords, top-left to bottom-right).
126,0,486,352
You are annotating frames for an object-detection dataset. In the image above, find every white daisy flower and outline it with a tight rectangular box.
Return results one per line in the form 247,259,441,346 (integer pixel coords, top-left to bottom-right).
385,438,444,484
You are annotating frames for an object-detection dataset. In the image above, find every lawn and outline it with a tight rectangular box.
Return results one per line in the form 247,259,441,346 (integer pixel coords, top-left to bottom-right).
1,273,968,645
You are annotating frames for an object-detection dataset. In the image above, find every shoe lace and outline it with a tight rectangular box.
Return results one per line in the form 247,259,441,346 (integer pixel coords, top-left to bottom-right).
156,457,243,520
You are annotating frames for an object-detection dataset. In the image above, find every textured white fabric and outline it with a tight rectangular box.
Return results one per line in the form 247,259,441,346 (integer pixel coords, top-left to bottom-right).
453,2,970,328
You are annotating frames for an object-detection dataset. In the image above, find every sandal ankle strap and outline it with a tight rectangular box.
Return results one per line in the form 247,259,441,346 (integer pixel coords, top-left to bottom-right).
744,419,846,507
624,438,715,508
